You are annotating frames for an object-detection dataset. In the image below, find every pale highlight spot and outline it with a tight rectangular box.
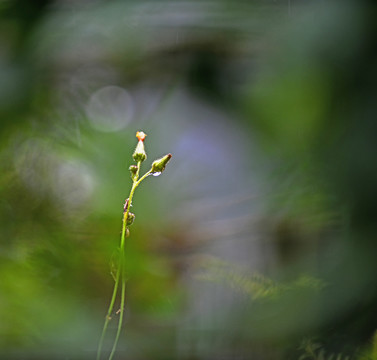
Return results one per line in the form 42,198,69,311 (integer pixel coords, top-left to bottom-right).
86,85,134,132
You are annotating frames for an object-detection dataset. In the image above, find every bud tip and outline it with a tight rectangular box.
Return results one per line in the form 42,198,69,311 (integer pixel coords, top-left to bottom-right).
136,131,147,142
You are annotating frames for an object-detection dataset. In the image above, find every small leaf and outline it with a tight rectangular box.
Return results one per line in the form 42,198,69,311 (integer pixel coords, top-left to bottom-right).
109,249,120,281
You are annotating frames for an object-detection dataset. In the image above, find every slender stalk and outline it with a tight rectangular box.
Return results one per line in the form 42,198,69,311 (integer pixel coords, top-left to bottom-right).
96,205,128,360
97,131,171,360
96,265,121,360
108,262,126,360
108,164,151,357
97,162,151,360
135,170,152,187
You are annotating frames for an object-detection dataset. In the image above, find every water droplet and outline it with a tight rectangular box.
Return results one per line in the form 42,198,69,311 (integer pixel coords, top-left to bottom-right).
152,172,161,177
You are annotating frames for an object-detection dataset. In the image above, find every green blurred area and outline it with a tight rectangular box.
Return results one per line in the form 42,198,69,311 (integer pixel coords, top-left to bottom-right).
1,0,376,359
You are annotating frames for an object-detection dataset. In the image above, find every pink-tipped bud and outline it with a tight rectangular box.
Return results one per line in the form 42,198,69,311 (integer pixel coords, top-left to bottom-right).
133,131,147,162
151,153,172,175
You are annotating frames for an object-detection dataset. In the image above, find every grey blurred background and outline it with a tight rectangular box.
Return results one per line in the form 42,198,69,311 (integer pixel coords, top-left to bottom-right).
0,0,376,359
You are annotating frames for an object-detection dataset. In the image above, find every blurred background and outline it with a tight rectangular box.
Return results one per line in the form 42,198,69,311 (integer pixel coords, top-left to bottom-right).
1,0,376,359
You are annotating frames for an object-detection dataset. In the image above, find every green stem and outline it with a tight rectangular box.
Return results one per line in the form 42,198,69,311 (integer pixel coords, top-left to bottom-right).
97,161,151,360
108,264,126,360
96,204,128,360
96,266,121,360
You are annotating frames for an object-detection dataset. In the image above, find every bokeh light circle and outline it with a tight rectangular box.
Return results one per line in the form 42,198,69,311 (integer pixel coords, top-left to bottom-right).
86,85,134,132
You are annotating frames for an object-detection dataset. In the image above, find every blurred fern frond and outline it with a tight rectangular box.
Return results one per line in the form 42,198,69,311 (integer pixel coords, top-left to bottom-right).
298,338,351,360
195,256,326,300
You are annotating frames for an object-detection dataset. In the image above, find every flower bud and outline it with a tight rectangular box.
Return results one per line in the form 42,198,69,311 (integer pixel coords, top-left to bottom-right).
136,131,146,142
133,131,147,162
150,153,172,175
129,165,138,181
126,212,135,226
